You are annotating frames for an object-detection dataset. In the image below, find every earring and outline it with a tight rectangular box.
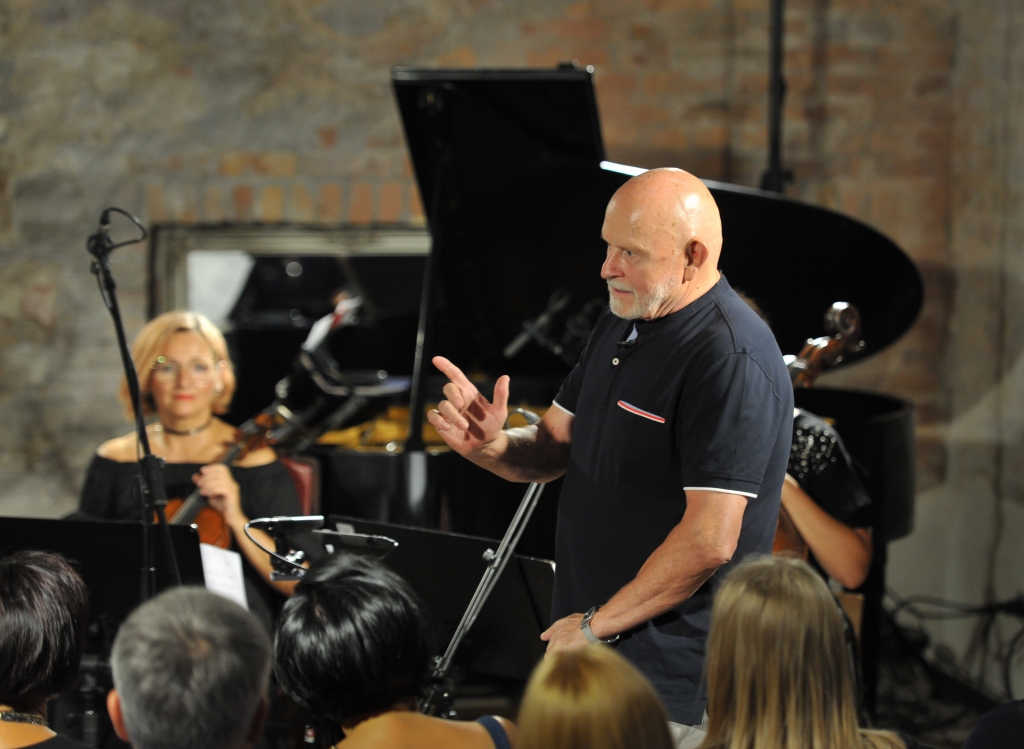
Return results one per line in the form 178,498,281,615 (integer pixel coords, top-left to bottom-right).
214,385,224,397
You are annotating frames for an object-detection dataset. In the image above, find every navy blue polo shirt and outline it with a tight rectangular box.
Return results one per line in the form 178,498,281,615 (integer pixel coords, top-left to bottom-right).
551,275,793,725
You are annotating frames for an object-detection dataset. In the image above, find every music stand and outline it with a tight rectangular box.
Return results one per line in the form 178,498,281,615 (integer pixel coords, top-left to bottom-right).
0,517,204,748
328,515,554,682
0,517,205,625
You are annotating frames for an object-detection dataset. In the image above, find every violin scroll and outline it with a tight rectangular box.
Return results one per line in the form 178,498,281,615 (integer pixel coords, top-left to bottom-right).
787,302,865,388
824,302,861,340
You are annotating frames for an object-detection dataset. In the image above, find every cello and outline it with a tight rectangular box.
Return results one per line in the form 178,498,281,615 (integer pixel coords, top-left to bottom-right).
772,302,865,558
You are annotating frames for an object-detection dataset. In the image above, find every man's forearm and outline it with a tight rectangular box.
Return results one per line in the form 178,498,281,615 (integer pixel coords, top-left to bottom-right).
588,542,723,639
470,425,570,483
587,491,745,640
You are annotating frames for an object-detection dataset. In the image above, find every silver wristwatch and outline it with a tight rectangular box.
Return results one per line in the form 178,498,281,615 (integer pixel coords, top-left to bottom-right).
581,606,620,644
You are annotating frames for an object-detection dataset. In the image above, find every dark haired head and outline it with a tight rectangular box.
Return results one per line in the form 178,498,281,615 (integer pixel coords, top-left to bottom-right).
274,554,433,726
0,550,89,710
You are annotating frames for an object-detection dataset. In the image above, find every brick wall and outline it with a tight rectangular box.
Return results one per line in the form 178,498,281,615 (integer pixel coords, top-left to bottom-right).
1,0,1020,692
885,0,1024,697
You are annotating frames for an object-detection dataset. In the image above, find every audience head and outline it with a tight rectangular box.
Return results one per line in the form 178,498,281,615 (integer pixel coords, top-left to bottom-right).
274,553,434,729
703,555,902,749
517,645,674,749
108,587,271,749
0,550,89,712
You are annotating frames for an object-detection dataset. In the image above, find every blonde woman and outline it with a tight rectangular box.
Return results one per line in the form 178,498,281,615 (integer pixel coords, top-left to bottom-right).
77,311,306,626
700,556,907,749
517,645,674,749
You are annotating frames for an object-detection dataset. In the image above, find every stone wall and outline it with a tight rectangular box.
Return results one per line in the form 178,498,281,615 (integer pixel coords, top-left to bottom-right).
0,0,1018,692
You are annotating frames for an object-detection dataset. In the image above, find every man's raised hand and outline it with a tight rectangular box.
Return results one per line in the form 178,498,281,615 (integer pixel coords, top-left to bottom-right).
427,356,510,461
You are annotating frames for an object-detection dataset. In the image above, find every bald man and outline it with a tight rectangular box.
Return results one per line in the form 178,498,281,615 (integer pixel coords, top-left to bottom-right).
428,169,792,746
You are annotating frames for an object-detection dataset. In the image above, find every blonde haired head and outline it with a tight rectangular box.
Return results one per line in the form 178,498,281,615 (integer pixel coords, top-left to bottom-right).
702,555,904,749
518,645,674,749
119,311,235,421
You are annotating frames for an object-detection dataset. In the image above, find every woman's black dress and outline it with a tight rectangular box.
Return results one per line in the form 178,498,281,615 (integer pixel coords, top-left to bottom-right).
78,455,304,630
789,409,872,529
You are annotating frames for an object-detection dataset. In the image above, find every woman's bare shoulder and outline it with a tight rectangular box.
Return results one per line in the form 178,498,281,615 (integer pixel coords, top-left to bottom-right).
494,716,517,746
345,712,501,749
97,432,140,462
340,713,408,748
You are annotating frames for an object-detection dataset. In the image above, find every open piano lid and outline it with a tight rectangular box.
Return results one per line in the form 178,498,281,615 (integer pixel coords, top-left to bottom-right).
392,66,924,372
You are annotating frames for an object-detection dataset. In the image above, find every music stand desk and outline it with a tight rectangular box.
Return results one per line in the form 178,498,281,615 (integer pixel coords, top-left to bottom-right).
0,517,205,626
329,515,554,682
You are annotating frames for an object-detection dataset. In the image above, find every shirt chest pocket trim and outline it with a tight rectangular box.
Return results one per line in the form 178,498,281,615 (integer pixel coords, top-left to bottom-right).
617,400,667,424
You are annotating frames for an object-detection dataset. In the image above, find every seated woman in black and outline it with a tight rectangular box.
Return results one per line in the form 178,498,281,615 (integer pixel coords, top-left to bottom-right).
782,409,873,589
735,293,873,589
274,554,516,749
0,550,89,749
77,310,305,626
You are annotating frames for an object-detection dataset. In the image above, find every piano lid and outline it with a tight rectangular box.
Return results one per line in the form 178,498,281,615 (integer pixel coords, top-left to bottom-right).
392,66,923,371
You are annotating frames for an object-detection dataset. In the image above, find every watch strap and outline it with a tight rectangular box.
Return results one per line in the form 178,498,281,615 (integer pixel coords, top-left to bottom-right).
581,606,619,644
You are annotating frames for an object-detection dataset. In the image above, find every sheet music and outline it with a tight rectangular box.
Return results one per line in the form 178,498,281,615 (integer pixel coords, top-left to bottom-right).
200,543,248,610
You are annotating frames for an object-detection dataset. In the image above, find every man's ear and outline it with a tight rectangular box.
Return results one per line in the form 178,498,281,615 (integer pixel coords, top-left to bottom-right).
107,690,131,743
244,697,270,749
683,241,709,280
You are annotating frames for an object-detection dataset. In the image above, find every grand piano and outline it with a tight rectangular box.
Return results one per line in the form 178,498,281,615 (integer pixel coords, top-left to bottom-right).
295,65,923,710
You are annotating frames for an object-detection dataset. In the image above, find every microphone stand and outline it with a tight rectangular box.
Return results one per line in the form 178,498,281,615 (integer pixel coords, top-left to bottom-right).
759,0,794,192
420,408,546,717
87,208,182,600
501,288,572,361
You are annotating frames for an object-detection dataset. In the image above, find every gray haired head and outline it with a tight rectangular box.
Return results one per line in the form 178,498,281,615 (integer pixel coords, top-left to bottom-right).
111,587,272,749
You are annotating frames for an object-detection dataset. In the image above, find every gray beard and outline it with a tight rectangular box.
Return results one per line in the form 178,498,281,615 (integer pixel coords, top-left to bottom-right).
607,280,674,320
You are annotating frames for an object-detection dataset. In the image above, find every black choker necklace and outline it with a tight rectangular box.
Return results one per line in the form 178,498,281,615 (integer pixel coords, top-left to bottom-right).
156,419,213,437
0,710,48,726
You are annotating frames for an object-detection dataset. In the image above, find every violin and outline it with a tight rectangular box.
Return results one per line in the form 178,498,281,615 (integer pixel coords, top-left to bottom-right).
772,502,809,560
774,302,865,555
157,415,275,548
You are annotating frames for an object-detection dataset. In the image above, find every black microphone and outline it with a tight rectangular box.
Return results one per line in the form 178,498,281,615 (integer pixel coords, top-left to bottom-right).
246,515,325,533
503,289,571,359
86,209,114,259
503,315,551,359
616,324,639,350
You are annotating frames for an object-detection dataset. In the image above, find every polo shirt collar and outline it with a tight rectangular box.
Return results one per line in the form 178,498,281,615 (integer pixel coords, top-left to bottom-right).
626,275,731,338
